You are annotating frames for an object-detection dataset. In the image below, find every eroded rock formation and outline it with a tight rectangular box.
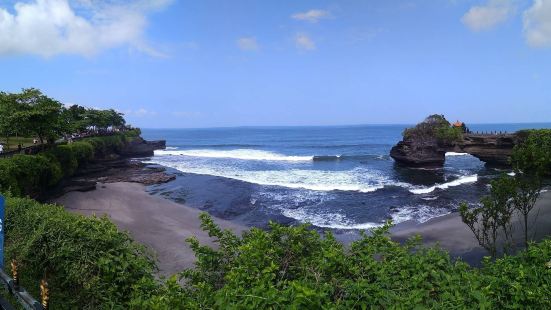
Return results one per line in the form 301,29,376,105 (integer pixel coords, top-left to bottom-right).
121,137,166,157
390,116,519,167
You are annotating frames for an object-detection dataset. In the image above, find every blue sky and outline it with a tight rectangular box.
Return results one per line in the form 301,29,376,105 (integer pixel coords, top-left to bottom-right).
1,0,550,128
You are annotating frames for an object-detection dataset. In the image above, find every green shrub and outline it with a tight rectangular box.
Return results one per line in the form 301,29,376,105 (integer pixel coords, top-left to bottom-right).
69,141,94,163
402,114,463,144
0,134,129,197
84,135,125,157
435,126,463,144
4,196,156,309
124,128,142,138
130,214,551,309
0,154,62,197
44,145,78,176
512,129,551,175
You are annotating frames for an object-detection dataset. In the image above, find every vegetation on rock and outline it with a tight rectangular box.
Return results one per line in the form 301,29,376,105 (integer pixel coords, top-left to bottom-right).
402,114,463,144
0,134,132,198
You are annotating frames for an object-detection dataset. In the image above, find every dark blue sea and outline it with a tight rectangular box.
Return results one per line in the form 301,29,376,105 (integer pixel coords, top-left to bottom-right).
142,123,551,230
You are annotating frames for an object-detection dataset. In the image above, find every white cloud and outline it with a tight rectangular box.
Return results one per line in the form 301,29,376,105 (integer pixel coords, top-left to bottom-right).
461,0,515,31
523,0,551,47
295,33,316,51
0,0,172,57
291,9,330,23
236,37,259,51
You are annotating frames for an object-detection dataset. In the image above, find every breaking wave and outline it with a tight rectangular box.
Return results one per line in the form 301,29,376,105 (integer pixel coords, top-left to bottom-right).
409,175,478,194
445,152,470,156
147,159,390,193
391,205,450,224
281,208,381,230
154,149,312,162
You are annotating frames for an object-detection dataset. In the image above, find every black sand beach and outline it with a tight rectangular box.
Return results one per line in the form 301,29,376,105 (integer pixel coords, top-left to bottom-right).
53,178,551,274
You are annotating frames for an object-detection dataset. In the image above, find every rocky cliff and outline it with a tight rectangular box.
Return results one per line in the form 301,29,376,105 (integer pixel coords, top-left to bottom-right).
390,139,447,167
390,115,519,167
452,134,518,166
120,137,166,157
390,133,519,167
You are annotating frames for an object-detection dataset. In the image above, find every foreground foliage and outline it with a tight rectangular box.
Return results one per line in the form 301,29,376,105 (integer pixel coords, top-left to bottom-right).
5,196,156,309
131,214,551,309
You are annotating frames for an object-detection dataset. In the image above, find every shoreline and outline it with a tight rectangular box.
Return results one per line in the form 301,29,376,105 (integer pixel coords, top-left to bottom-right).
52,159,551,272
390,190,551,263
53,182,246,277
50,152,551,276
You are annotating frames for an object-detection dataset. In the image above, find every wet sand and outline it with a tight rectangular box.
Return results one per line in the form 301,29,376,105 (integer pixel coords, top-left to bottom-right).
53,182,246,277
391,190,551,263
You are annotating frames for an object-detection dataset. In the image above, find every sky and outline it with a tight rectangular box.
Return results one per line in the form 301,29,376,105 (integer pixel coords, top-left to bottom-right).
0,0,550,128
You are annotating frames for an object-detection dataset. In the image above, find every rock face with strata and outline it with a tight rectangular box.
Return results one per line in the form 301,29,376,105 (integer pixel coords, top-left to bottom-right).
451,134,518,166
121,137,166,157
391,132,519,167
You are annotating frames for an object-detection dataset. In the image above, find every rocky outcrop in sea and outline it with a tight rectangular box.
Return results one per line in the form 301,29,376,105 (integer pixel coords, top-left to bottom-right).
390,115,519,167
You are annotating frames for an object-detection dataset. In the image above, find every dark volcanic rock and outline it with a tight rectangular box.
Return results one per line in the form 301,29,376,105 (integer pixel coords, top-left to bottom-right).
390,139,446,167
390,115,520,167
121,137,166,157
391,133,519,167
453,134,518,166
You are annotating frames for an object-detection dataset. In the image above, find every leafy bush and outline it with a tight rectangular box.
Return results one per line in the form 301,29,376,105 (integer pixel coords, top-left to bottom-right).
5,196,156,309
44,145,79,176
0,134,128,198
402,114,463,144
84,135,126,157
512,129,551,176
0,154,62,197
69,141,94,163
124,128,142,138
130,214,551,309
435,126,463,144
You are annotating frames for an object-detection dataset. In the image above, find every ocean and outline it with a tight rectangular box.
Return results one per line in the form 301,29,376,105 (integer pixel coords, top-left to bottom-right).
142,123,551,230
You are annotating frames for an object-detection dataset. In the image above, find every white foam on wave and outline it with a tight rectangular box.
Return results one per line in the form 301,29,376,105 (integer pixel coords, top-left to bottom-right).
154,149,312,162
409,175,478,194
282,208,380,230
445,152,470,156
391,205,450,224
421,196,438,201
165,146,179,150
184,165,379,192
149,153,475,195
148,155,392,193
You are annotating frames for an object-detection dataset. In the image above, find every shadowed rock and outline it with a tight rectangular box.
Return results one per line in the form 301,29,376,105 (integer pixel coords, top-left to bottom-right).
390,116,519,167
121,137,166,157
